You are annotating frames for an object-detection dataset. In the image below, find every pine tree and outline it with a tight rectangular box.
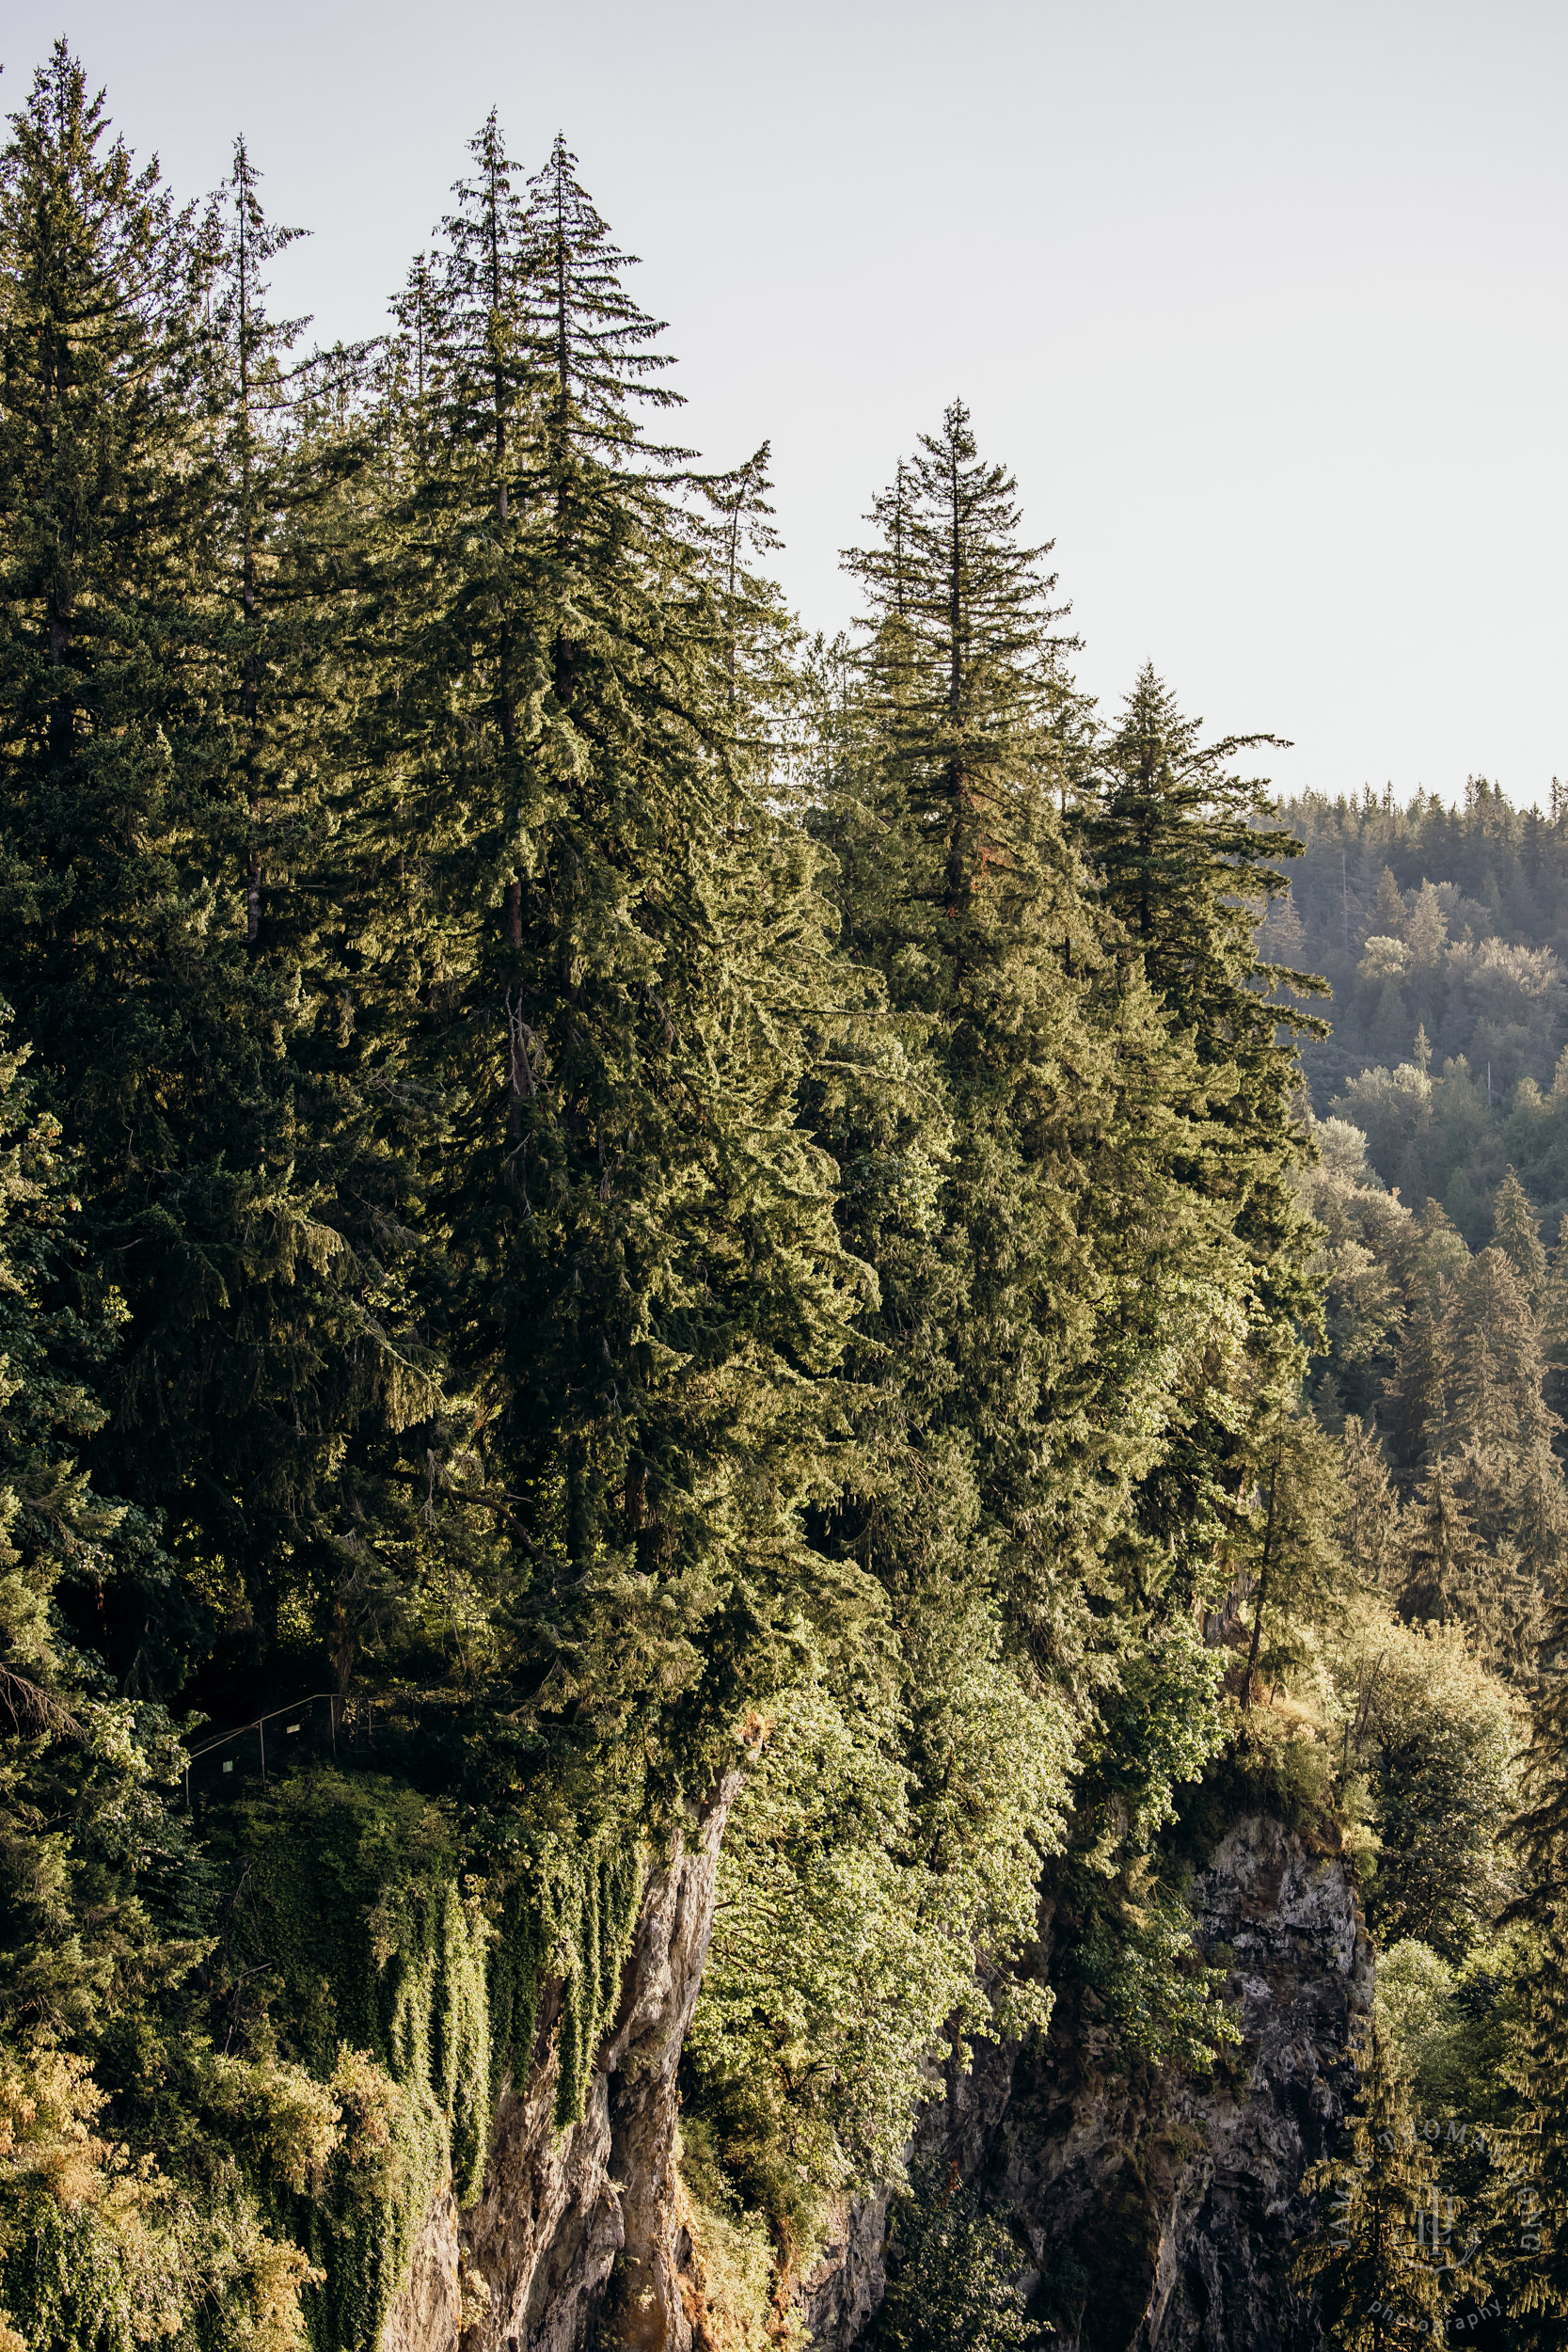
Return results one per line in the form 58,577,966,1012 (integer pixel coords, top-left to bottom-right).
1082,669,1326,1343
1398,1456,1484,1626
1493,1168,1547,1305
699,438,786,713
0,1013,125,1733
827,403,1223,1651
207,134,309,948
1084,664,1314,1040
1511,1441,1568,1598
1537,1211,1568,1421
0,1005,316,2344
1405,879,1449,968
0,42,216,1057
0,47,227,1673
813,405,1316,2099
840,397,1083,956
1237,1405,1347,1705
0,51,436,1693
1296,2026,1459,2348
1078,669,1332,1686
1339,1415,1402,1589
361,124,857,1781
1450,1247,1557,1461
1506,1586,1568,2345
1382,1290,1455,1473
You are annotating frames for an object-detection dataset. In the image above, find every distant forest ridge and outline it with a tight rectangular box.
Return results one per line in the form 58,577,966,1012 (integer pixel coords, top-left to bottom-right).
1270,780,1568,1240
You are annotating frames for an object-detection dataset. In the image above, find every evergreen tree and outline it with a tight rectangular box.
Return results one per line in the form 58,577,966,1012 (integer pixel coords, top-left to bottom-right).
1084,662,1322,1053
0,1009,202,2033
1449,1247,1556,1461
1510,1441,1568,1599
10,50,1546,2346
1237,1404,1347,1705
0,1013,125,1733
840,396,1083,952
1509,1590,1568,2345
0,1009,326,2348
0,52,434,1695
207,134,309,948
1339,1415,1402,1589
1398,1457,1484,1627
363,124,857,1786
1494,1168,1547,1304
699,439,784,711
0,48,228,1672
1296,2026,1461,2349
1351,1616,1514,1958
1383,1291,1455,1474
810,405,1308,2101
827,404,1245,1653
1082,669,1326,1341
1078,667,1331,1685
1536,1210,1568,1420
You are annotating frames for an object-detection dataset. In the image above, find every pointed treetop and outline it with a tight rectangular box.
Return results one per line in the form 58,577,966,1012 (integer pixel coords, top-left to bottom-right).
438,106,531,331
524,131,686,463
1495,1162,1551,1298
214,134,310,404
1493,1167,1547,1303
846,397,1068,674
2,38,166,273
703,440,782,597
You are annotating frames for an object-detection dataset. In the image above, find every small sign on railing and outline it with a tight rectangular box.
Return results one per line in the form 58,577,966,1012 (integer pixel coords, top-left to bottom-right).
182,1692,371,1806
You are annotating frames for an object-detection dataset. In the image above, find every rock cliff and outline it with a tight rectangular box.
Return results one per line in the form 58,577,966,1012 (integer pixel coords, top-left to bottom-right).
808,1812,1373,2352
383,1806,1367,2352
382,1768,740,2352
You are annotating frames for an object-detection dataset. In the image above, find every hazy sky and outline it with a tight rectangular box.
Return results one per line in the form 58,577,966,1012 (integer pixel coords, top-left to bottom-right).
9,2,1566,804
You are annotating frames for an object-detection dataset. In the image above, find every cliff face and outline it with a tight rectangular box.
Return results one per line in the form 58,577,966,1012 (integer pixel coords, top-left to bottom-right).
808,1812,1373,2352
382,1768,739,2352
383,1807,1367,2352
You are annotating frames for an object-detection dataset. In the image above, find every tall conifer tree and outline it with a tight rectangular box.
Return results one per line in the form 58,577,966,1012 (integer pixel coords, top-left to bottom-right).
363,125,856,1784
1509,1581,1568,2345
0,52,436,1692
1082,664,1324,1332
1494,1168,1547,1305
209,135,308,947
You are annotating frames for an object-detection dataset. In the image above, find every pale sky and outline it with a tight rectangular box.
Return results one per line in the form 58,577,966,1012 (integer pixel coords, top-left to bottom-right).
9,2,1566,804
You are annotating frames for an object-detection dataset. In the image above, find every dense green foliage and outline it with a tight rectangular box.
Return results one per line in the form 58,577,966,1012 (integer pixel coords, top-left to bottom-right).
865,2155,1036,2352
1,40,1565,2352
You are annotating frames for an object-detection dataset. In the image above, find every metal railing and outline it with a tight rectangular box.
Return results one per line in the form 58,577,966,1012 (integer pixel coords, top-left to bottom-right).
182,1691,363,1805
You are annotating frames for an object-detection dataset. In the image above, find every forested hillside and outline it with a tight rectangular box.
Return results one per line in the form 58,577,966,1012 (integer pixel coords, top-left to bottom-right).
1272,785,1568,1239
1,44,1565,2352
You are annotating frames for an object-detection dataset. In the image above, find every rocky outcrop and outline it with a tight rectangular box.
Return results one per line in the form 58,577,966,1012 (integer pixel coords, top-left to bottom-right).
385,1804,1367,2352
382,2187,463,2352
1128,1813,1373,2349
797,2189,894,2351
380,1768,741,2352
805,1813,1372,2352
